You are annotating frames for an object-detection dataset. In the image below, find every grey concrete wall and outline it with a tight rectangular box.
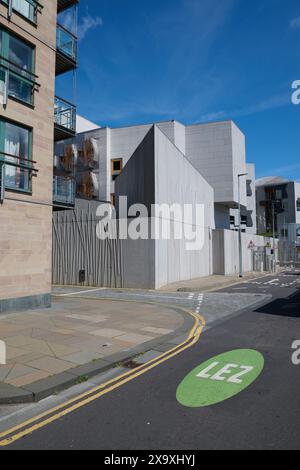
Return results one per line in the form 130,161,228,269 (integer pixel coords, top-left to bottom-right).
110,124,152,197
121,219,156,289
231,123,247,206
154,126,215,288
215,204,231,230
113,128,157,289
212,230,225,274
115,125,215,289
174,121,186,155
213,229,276,275
115,127,155,213
156,121,186,155
185,121,247,207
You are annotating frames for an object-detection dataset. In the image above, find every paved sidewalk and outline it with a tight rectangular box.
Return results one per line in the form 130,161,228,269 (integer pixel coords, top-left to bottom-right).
159,272,275,292
0,296,186,403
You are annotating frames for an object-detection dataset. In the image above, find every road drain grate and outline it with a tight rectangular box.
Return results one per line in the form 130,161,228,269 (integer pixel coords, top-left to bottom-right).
123,360,140,369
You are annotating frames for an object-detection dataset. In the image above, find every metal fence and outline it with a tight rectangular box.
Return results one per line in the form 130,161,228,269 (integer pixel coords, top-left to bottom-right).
52,206,124,288
278,240,300,266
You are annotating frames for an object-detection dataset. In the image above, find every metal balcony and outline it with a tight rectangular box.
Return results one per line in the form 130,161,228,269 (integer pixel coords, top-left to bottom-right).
54,96,76,142
53,175,75,207
57,0,78,14
0,152,38,202
56,24,77,75
2,0,43,23
0,56,40,106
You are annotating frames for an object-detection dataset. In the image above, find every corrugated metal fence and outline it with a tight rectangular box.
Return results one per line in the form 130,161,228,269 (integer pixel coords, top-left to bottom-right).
278,240,300,265
52,206,124,288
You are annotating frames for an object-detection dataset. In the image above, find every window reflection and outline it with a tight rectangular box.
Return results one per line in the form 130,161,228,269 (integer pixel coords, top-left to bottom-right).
0,120,31,192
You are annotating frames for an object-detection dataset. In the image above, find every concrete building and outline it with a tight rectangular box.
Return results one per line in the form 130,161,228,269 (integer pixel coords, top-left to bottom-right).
53,118,273,287
0,0,79,312
186,121,247,230
58,119,251,225
230,163,257,234
76,115,100,134
256,176,300,236
115,125,215,288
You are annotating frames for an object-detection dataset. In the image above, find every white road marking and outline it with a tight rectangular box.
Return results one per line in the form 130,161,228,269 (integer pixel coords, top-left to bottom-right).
55,290,196,303
264,279,279,285
55,288,106,297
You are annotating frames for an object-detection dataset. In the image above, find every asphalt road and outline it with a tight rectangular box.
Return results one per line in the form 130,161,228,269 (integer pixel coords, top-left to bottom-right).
3,269,300,450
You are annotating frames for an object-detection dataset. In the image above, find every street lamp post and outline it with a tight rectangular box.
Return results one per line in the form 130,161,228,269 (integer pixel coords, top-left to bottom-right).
271,200,279,273
238,173,248,278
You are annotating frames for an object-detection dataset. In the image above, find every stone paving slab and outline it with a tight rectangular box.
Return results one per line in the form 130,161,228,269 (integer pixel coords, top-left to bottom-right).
159,273,270,292
0,296,186,404
0,287,270,404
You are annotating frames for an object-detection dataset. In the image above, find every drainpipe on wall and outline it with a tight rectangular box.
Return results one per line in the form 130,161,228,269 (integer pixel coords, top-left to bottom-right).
0,162,5,204
8,0,13,19
238,172,248,278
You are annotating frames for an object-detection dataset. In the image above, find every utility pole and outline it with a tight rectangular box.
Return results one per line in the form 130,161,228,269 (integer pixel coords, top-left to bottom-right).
272,200,277,272
238,173,248,278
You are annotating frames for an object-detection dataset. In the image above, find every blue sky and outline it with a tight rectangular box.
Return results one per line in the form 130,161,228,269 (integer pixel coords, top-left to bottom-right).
57,0,300,180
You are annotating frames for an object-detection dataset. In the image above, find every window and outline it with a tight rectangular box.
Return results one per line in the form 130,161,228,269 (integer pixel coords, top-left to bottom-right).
297,199,300,212
2,0,39,24
246,180,252,197
0,27,35,105
111,158,123,181
0,118,32,192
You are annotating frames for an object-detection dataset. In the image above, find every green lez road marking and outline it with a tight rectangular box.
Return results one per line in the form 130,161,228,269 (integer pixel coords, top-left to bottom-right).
176,349,264,408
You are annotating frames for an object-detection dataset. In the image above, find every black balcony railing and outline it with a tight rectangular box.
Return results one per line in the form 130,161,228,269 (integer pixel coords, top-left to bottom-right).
57,24,77,62
2,0,43,23
56,24,77,75
54,96,76,141
53,175,75,206
0,56,40,106
0,152,38,201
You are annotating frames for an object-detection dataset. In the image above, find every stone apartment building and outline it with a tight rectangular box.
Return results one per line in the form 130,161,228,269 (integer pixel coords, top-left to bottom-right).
0,0,78,313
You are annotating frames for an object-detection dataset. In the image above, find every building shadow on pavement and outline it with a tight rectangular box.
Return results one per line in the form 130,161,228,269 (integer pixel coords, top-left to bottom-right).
255,289,300,318
282,271,300,276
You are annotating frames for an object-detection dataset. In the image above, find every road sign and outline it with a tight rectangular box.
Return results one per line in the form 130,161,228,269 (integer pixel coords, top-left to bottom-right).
176,349,264,408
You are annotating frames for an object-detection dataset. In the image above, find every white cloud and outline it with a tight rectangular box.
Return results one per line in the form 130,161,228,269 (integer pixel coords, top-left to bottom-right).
78,15,103,41
290,16,300,29
197,93,290,123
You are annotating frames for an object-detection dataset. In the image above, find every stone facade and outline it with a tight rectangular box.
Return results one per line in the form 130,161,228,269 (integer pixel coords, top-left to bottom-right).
0,1,58,309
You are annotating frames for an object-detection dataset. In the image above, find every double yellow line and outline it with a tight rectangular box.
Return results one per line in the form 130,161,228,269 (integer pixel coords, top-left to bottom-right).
0,308,205,447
